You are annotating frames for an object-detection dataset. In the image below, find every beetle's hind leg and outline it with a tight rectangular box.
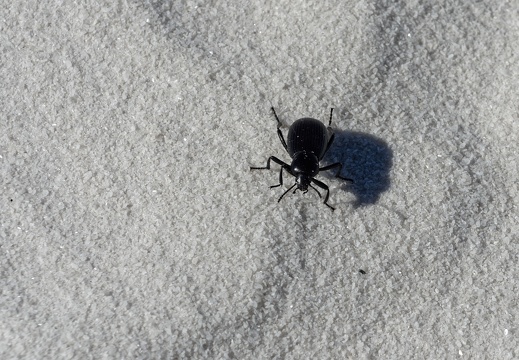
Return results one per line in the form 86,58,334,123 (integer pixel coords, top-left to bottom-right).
323,108,336,155
328,107,334,126
324,132,335,155
271,107,288,152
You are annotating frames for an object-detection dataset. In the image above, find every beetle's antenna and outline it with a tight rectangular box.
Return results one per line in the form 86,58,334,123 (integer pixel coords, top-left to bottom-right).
309,184,322,198
278,183,297,202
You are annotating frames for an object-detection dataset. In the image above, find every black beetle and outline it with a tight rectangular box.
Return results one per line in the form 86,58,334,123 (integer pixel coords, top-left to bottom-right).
250,107,353,211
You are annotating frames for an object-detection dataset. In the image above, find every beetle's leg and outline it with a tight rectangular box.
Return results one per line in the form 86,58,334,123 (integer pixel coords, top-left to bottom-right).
311,178,334,211
250,156,289,171
324,108,337,155
272,107,288,152
270,167,283,189
324,132,335,155
270,164,291,189
271,106,282,125
277,128,288,153
251,157,294,190
319,162,354,183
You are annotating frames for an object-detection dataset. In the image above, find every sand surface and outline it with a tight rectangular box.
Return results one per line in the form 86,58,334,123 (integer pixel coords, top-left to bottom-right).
1,0,518,358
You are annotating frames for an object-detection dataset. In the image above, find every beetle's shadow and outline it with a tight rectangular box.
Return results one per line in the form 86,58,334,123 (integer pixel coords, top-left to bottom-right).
323,131,393,207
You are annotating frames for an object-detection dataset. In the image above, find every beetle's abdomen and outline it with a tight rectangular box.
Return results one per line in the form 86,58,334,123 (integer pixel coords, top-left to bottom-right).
287,118,329,159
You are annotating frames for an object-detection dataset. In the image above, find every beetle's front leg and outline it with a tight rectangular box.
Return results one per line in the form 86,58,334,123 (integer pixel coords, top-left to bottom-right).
250,156,289,171
270,165,285,189
311,178,334,211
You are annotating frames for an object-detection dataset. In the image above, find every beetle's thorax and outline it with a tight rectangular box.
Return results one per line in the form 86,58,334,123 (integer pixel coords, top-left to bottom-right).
291,151,319,179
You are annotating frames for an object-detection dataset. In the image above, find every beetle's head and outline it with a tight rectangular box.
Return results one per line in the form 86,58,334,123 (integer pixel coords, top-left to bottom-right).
295,174,311,193
276,152,322,203
277,172,322,204
287,151,319,197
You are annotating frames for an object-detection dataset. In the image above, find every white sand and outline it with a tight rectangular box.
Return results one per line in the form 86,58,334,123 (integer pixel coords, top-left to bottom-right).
1,0,518,358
